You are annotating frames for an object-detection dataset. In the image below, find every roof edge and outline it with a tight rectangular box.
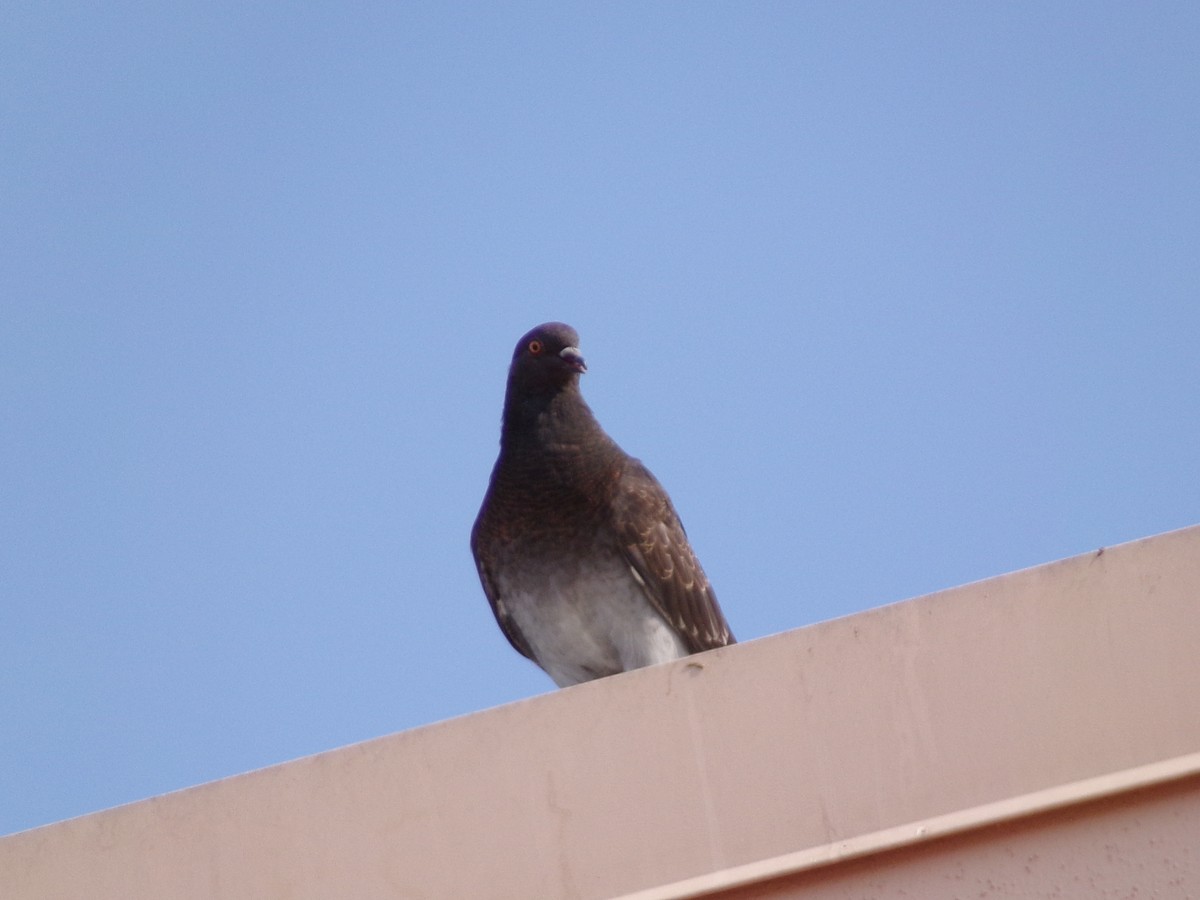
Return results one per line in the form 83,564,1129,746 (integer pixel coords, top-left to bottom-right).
620,750,1200,900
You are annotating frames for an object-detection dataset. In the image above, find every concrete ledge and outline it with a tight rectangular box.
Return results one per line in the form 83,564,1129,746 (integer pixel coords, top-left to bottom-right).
3,525,1199,899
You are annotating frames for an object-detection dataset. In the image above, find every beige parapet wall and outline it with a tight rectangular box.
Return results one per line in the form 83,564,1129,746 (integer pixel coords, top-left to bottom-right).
3,526,1199,899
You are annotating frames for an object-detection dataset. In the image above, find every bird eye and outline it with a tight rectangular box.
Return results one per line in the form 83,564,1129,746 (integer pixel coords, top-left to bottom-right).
527,339,543,355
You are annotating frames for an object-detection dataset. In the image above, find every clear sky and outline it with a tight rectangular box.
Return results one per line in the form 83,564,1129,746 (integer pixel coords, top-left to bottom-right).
3,3,1198,836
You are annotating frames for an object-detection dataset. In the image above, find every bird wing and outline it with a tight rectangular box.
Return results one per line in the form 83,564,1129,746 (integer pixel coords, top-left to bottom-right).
470,520,537,662
612,460,735,652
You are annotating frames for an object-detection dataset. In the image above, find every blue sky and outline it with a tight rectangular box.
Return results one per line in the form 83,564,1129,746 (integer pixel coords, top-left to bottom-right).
3,3,1197,836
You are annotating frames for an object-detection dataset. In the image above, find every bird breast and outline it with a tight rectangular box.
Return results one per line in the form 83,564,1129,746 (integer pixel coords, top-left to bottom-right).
494,545,689,688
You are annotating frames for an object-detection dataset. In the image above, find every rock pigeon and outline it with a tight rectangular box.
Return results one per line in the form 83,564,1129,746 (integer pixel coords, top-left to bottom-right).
471,322,734,687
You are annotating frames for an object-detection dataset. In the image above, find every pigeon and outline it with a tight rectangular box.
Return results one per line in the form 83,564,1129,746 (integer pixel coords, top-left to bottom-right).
471,322,734,687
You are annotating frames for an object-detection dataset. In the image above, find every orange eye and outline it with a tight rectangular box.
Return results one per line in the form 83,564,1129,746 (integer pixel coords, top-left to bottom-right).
527,339,543,355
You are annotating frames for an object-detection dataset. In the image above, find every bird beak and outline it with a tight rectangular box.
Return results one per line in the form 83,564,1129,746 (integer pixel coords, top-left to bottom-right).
559,346,587,373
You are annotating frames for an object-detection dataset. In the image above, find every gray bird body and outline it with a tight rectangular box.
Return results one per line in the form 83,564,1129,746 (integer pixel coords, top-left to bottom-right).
471,322,734,688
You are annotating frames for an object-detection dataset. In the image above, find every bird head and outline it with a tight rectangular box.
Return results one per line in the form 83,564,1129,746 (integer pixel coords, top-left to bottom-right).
507,322,587,394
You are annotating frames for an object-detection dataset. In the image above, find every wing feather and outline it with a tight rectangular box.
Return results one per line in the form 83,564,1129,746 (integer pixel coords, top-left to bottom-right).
470,518,536,661
611,460,734,652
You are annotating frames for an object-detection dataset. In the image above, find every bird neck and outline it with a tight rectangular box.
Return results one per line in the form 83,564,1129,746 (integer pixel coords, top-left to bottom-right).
499,382,613,461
